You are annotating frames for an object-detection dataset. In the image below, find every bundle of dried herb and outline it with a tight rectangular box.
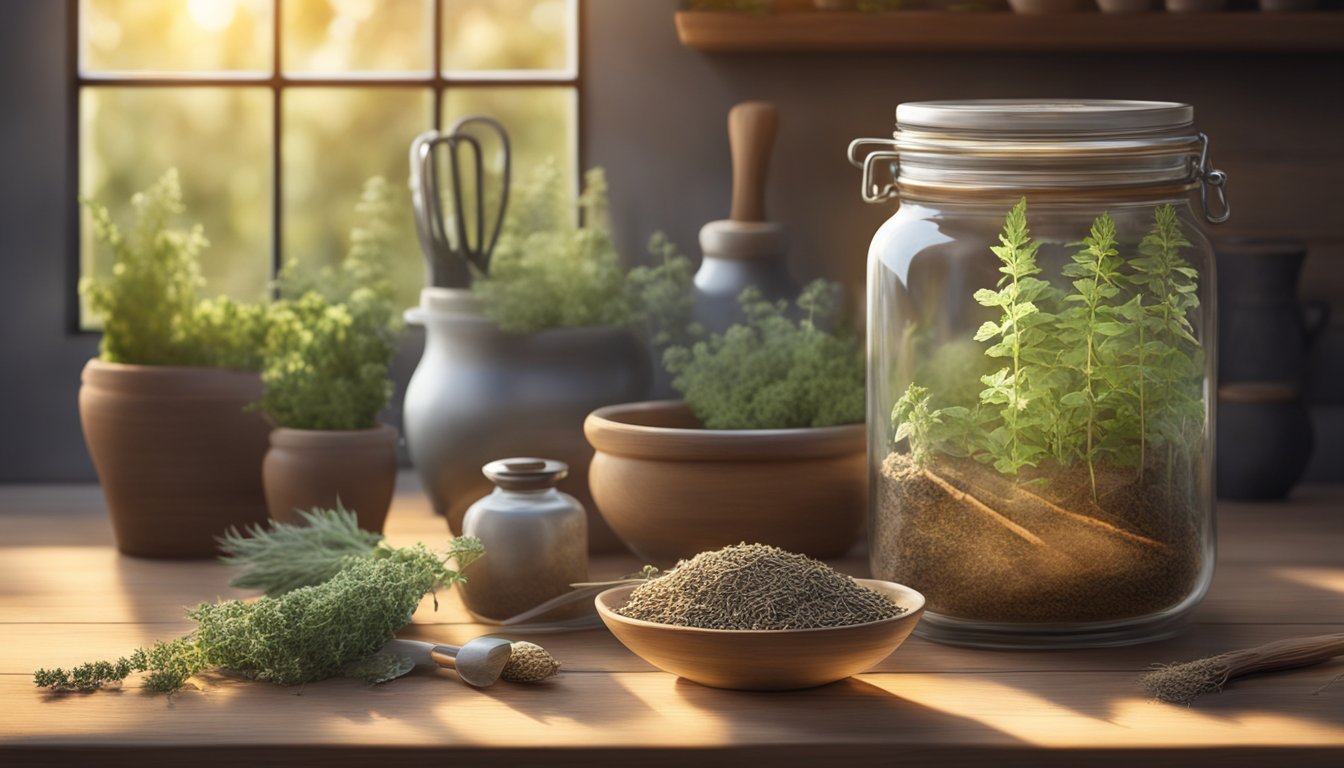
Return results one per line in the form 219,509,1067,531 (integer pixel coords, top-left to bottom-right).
1142,633,1344,705
34,543,480,694
616,543,904,630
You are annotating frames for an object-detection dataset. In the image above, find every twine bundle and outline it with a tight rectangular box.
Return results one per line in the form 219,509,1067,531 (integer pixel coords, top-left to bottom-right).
1142,633,1344,705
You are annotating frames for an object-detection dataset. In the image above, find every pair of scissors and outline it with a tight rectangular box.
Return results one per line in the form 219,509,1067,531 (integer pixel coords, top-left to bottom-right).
410,116,512,288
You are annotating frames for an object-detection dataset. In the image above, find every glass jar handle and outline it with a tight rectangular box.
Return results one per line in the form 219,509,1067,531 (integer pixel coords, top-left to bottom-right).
848,138,900,204
1194,132,1230,224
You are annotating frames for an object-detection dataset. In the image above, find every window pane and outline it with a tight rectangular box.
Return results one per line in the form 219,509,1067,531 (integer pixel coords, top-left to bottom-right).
81,0,273,74
442,0,575,75
81,87,273,327
283,88,431,311
283,0,432,75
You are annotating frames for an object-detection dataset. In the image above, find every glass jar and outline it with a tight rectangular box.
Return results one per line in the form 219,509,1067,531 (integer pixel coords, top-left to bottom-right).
849,100,1228,648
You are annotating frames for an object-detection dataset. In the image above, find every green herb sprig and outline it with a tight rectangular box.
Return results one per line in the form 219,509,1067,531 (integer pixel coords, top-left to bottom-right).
218,504,385,596
972,198,1057,475
895,201,1206,491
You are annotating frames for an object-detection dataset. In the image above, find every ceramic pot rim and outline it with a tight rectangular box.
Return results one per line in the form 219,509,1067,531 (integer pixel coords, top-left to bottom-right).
584,400,864,461
268,423,398,449
595,579,925,637
405,288,640,341
82,358,262,397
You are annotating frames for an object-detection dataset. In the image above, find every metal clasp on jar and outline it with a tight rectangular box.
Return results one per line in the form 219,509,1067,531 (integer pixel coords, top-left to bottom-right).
847,138,900,204
1193,132,1231,224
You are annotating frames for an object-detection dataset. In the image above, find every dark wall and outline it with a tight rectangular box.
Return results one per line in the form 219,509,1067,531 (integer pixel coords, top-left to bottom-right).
1,0,1340,481
0,1,100,481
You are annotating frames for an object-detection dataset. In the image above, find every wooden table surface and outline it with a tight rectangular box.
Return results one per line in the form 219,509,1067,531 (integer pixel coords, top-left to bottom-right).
2,476,1342,767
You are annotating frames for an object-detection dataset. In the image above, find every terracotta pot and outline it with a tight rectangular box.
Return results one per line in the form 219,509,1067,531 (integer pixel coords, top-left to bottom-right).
262,424,399,534
584,400,866,566
79,359,271,558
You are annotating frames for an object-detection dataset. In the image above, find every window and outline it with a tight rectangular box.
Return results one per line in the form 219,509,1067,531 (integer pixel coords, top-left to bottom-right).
75,0,579,327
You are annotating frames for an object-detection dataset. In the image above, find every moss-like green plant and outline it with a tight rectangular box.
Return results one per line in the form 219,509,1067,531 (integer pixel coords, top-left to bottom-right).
626,232,702,349
80,169,268,369
664,281,864,429
474,165,630,333
260,177,401,431
258,291,397,431
473,163,696,338
34,541,483,694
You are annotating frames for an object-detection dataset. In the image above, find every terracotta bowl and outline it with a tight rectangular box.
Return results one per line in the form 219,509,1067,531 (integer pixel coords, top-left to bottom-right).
583,400,866,566
596,580,925,691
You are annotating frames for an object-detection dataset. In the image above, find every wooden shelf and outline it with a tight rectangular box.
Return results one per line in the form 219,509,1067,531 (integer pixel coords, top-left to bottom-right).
675,10,1344,53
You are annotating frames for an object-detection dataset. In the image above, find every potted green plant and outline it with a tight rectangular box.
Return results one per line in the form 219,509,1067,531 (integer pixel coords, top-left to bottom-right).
259,179,401,534
78,170,272,558
404,162,692,553
583,281,867,566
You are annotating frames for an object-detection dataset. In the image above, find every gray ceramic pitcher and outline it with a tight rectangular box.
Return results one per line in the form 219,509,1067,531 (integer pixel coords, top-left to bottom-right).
403,288,650,553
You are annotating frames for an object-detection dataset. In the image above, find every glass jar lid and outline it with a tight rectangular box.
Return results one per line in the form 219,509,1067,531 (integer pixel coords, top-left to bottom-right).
895,99,1193,136
849,99,1229,222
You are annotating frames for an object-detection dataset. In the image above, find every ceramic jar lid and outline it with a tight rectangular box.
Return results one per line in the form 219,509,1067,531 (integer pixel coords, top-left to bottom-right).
482,457,569,491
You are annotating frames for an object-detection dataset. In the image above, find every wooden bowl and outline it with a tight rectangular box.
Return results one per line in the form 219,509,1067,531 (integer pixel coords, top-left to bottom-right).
595,579,925,691
583,400,866,566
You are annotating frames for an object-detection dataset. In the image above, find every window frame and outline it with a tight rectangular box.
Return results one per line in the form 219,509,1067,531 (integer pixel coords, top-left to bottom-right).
67,0,584,333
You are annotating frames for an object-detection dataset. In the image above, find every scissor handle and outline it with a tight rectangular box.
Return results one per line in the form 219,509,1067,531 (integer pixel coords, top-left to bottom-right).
446,115,512,274
410,131,471,288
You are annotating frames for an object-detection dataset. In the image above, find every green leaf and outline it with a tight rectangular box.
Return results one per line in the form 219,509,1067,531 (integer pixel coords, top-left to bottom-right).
973,288,1002,307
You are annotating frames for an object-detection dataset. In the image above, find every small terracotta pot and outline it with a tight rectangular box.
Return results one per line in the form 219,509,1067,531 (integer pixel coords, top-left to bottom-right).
584,401,866,566
79,359,271,558
262,424,399,534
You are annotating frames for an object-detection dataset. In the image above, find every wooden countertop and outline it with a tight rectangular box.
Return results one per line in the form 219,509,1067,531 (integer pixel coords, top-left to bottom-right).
2,477,1342,767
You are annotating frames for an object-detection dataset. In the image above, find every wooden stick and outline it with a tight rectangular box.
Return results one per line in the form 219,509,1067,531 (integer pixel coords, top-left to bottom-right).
917,467,1050,549
937,461,1171,555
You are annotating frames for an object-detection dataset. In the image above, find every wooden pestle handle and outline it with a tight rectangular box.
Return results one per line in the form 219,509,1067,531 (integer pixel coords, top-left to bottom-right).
729,101,778,223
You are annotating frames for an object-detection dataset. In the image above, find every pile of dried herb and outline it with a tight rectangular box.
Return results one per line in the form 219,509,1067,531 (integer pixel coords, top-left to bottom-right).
616,543,904,630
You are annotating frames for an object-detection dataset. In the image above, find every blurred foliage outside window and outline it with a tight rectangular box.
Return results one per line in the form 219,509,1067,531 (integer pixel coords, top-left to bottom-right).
79,0,578,325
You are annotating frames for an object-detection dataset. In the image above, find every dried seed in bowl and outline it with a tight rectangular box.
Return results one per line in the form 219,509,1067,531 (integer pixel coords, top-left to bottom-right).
616,543,905,630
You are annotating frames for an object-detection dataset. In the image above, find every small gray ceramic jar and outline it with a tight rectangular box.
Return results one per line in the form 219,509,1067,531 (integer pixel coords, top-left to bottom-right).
459,458,589,623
